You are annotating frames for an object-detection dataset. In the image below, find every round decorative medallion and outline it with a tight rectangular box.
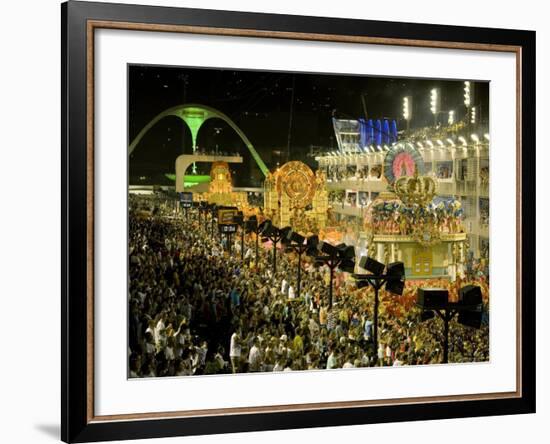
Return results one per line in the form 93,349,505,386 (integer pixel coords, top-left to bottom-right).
276,161,316,208
384,143,425,184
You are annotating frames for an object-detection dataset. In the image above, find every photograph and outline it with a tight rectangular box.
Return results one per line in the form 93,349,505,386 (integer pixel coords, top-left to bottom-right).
0,0,542,442
127,65,490,378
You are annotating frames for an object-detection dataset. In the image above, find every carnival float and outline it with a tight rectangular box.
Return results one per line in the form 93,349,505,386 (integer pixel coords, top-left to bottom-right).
363,143,468,279
263,161,329,234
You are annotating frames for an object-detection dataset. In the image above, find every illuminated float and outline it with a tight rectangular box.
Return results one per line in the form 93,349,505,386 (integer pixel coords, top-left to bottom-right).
364,143,467,279
263,161,329,234
201,162,248,208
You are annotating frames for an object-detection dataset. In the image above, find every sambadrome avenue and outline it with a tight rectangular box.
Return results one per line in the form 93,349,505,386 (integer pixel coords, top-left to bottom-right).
127,65,490,378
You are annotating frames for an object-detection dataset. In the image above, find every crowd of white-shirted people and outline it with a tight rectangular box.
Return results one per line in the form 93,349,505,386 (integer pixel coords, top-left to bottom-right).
128,195,489,378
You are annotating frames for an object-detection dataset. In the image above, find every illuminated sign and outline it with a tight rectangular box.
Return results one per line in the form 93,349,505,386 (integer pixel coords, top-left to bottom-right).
218,208,238,225
219,224,237,233
179,192,193,208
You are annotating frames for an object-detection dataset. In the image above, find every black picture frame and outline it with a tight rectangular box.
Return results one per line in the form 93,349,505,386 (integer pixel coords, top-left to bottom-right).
61,1,536,442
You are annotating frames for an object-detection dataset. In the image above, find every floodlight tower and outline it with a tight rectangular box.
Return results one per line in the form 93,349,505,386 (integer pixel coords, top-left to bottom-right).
309,241,355,307
416,286,484,363
259,220,284,275
402,96,413,131
464,81,476,127
353,256,406,359
282,230,316,299
430,88,441,126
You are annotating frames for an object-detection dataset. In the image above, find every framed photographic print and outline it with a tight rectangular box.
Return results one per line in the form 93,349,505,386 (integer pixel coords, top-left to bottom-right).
61,1,536,442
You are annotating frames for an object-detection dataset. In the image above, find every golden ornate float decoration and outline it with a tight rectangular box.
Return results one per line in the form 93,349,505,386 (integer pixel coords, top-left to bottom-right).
276,161,316,209
264,161,328,231
394,170,437,207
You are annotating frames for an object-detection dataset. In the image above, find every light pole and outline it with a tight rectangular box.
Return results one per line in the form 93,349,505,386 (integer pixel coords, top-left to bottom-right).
417,286,483,363
259,220,284,275
402,95,412,131
244,216,261,265
232,211,245,262
353,256,405,360
308,240,355,308
281,230,311,299
430,88,440,126
198,201,206,225
208,204,217,238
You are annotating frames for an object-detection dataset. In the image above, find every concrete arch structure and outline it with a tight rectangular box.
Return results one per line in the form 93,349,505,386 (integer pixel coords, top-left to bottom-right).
128,103,268,176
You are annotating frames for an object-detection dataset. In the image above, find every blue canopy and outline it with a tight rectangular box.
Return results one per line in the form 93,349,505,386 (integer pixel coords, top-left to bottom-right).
375,119,382,146
382,119,391,144
390,120,398,143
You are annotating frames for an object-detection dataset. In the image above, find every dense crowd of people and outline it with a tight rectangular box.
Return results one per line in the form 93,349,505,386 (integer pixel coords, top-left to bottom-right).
128,196,489,378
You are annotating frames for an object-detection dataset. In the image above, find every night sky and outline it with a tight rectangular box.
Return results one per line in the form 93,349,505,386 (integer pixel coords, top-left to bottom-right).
128,65,489,187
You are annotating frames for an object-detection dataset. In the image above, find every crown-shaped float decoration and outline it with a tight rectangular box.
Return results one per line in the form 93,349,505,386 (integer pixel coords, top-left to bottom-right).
394,169,437,207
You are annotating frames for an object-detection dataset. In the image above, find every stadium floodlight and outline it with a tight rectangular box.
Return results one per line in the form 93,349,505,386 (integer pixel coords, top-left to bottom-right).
417,285,484,363
430,88,441,125
353,256,406,358
283,229,309,299
470,106,477,124
258,219,271,235
402,96,410,120
287,230,305,245
305,235,319,257
464,81,472,107
319,240,339,256
430,89,438,114
402,95,413,130
448,110,455,125
259,220,284,274
279,226,292,245
336,244,356,273
310,240,356,307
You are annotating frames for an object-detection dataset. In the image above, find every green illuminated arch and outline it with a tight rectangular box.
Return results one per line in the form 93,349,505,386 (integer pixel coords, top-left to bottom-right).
128,103,268,176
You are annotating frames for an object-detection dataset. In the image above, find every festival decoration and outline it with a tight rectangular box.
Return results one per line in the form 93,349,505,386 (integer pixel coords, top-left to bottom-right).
394,170,437,207
264,161,328,231
276,161,316,209
383,142,425,184
203,161,248,207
